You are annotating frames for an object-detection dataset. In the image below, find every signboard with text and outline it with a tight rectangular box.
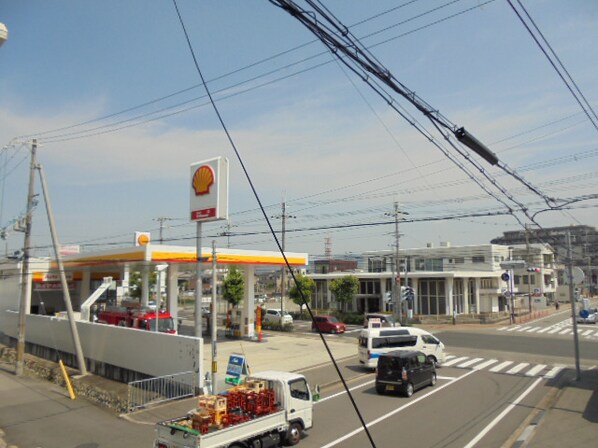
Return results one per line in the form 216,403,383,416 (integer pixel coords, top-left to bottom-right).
190,157,229,222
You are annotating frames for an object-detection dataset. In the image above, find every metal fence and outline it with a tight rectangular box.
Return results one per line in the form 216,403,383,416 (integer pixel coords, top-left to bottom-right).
127,370,196,412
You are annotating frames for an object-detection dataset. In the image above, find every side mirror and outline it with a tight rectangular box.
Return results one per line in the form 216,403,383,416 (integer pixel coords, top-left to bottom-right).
312,384,321,402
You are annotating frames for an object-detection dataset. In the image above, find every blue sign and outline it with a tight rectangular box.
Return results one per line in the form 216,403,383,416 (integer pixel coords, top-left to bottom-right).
226,354,247,378
580,309,590,319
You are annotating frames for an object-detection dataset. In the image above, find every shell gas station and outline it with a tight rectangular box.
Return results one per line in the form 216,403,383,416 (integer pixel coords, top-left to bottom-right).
23,156,308,339
39,242,308,338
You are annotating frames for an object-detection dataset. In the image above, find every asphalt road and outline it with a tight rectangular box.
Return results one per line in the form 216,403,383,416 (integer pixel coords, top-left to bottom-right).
294,365,549,448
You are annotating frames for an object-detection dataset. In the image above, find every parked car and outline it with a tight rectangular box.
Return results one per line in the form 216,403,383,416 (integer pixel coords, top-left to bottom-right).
363,313,399,328
375,350,436,397
312,315,347,334
577,309,597,324
263,308,293,325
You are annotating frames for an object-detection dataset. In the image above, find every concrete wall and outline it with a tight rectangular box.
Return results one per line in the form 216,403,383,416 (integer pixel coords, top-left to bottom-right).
1,310,203,386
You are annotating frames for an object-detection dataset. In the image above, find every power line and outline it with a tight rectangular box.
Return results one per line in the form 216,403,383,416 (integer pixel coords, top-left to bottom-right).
506,0,598,133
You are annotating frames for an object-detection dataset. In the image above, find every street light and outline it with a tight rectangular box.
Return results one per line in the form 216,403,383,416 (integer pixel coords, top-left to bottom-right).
0,23,8,47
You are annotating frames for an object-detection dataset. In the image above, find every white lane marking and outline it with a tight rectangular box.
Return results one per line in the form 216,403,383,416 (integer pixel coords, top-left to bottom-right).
463,377,543,448
506,363,529,375
548,328,561,334
442,356,470,367
489,361,513,373
498,327,508,331
319,379,374,403
458,358,484,368
536,327,551,333
320,369,478,448
473,359,499,371
583,330,594,336
507,326,521,332
525,364,547,377
516,326,531,332
559,329,571,335
544,365,565,379
526,327,541,332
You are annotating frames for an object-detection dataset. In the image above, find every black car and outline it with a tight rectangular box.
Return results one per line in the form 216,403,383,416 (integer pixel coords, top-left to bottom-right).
375,350,436,397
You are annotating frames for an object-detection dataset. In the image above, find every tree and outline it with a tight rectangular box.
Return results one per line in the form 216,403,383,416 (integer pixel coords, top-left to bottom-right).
128,271,157,299
289,274,315,311
223,267,244,308
329,275,359,312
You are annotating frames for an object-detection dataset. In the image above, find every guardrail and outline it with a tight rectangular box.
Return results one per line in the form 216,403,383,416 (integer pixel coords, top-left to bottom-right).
127,370,196,412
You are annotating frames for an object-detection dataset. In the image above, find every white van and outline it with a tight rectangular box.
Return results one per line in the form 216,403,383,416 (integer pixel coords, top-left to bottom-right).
358,327,446,369
263,308,293,325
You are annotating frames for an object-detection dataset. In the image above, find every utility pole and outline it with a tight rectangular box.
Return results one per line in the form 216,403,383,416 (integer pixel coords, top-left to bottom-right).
567,232,582,381
16,139,37,376
525,224,532,314
154,217,174,244
211,240,218,393
385,202,407,324
219,219,237,249
38,164,87,374
272,200,295,321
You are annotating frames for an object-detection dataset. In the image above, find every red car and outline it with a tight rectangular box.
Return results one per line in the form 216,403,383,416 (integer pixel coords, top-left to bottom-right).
312,315,347,334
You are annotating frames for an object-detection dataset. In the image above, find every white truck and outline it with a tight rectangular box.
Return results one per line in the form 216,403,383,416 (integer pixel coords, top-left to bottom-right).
154,371,315,448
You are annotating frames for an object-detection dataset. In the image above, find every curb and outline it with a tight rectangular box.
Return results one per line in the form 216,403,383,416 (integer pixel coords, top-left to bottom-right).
502,380,564,448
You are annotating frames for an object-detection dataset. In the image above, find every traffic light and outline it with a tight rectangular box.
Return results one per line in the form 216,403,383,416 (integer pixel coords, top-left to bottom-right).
526,267,541,272
402,286,415,302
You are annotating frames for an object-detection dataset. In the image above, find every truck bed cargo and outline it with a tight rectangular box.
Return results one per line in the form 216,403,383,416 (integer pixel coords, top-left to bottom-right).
154,371,314,448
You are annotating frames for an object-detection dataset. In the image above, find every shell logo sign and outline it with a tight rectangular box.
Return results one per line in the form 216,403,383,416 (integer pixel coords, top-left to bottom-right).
190,157,229,223
135,231,151,246
192,165,215,196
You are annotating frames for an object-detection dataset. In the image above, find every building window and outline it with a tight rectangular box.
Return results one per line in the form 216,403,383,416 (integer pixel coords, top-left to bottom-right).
424,258,443,272
360,280,380,295
417,279,446,315
454,257,464,264
514,275,521,285
480,278,496,289
472,256,485,263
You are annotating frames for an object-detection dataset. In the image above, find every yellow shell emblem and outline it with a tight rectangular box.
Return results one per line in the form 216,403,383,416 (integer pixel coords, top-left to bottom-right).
192,165,215,196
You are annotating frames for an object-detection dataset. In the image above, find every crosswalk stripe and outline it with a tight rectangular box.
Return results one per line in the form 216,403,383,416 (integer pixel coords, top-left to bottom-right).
526,327,542,332
443,356,470,367
594,331,598,337
583,330,594,336
444,355,457,361
544,365,565,379
559,329,571,335
458,358,484,368
490,361,513,373
507,326,521,332
473,359,498,370
536,327,551,333
548,328,561,334
506,363,529,375
525,364,547,377
516,326,531,332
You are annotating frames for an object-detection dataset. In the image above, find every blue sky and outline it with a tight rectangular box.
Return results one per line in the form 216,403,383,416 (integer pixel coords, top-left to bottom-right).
0,0,597,259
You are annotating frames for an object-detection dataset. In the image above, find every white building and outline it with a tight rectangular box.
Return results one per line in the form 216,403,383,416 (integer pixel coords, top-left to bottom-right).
309,242,557,319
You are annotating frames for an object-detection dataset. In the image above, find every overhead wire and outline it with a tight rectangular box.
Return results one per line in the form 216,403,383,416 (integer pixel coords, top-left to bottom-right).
15,0,495,146
505,0,598,133
170,1,377,445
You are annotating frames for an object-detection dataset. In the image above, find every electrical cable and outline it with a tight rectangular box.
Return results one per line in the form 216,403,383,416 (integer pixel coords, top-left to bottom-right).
505,0,598,133
170,1,377,446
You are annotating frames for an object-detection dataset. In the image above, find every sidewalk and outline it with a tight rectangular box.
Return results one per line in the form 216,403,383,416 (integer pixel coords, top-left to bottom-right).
512,367,598,447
